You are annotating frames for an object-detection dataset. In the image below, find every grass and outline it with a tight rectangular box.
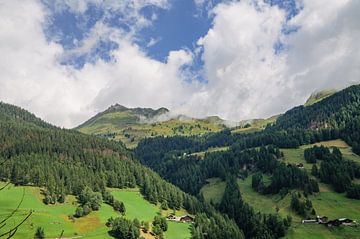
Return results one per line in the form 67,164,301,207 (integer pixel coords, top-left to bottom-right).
165,221,192,239
282,139,360,178
304,90,336,106
0,183,191,239
301,139,360,164
190,146,230,159
232,115,279,134
0,182,117,238
200,178,226,204
110,189,159,222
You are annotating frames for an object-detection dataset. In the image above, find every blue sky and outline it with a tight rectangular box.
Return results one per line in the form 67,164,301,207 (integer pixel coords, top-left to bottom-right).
43,0,300,69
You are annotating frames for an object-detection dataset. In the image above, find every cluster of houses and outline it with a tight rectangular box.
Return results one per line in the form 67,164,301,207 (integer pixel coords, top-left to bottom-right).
166,214,194,223
302,216,357,227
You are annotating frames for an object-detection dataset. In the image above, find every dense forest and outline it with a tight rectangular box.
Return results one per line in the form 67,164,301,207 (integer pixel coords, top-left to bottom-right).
0,102,243,238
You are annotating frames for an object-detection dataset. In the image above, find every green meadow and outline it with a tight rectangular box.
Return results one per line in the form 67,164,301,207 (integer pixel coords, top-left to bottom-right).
165,221,192,239
0,182,116,239
0,183,191,239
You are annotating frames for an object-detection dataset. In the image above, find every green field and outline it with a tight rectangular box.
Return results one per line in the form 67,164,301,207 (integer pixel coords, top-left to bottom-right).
165,221,192,239
0,182,117,238
110,189,160,222
0,183,191,239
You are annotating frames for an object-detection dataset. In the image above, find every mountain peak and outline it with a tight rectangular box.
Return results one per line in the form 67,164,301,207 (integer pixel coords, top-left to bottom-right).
106,104,129,112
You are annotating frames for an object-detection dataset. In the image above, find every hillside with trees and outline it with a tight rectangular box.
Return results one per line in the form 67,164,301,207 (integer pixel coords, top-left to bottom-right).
0,102,243,239
134,84,360,238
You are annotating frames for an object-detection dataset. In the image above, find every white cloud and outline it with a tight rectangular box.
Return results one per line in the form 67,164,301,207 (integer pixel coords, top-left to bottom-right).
180,0,360,121
183,0,288,119
0,0,359,128
0,0,190,128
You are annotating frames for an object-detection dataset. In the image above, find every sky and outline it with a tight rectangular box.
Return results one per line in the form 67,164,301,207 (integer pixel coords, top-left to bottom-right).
0,0,359,128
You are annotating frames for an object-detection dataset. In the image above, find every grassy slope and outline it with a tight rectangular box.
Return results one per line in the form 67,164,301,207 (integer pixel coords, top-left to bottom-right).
0,183,117,239
78,112,226,148
282,139,360,174
0,184,191,239
200,139,360,239
200,178,226,204
165,221,192,239
232,115,279,134
304,90,337,106
190,146,230,159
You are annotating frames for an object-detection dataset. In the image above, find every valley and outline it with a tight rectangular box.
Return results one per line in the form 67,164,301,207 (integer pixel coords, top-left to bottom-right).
1,85,360,239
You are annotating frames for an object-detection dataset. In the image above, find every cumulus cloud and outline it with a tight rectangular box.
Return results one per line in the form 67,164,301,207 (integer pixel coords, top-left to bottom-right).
180,0,360,121
0,0,359,128
0,0,190,127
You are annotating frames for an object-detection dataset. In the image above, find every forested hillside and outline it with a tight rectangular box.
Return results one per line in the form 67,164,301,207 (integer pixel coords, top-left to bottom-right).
272,85,360,131
0,102,243,238
135,84,360,239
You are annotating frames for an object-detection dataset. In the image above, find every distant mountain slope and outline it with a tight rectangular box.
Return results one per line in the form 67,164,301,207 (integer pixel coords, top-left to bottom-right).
76,104,170,129
271,84,360,130
76,104,228,148
0,102,54,129
232,115,279,134
304,89,336,106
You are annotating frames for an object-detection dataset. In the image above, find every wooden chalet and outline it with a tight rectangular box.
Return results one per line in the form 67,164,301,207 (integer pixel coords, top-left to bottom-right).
180,215,194,223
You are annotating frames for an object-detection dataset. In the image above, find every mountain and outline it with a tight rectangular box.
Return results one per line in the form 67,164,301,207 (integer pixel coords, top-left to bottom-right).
272,84,360,131
76,104,170,129
76,104,228,148
0,102,243,238
134,84,360,239
304,89,337,106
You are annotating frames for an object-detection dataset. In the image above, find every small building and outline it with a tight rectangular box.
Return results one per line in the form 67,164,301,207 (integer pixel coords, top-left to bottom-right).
180,215,194,223
326,218,356,227
302,219,317,224
166,215,177,220
317,216,328,224
302,215,328,224
297,163,304,169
